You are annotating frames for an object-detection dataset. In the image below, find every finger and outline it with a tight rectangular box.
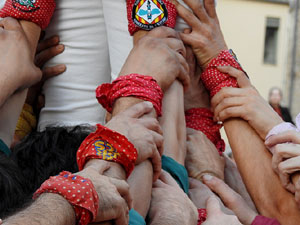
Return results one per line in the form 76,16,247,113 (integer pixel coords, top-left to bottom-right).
189,177,205,189
153,179,167,188
211,87,246,110
159,170,181,188
183,0,209,22
217,66,251,88
150,131,164,149
277,156,300,192
148,26,181,39
121,101,154,118
265,131,300,147
42,64,66,81
206,196,222,217
86,160,110,174
176,52,190,90
203,175,241,211
0,17,22,30
272,144,300,174
204,0,217,18
183,28,192,34
36,35,60,54
163,37,187,57
138,118,163,135
109,178,132,209
175,1,202,28
294,180,300,208
114,200,129,225
217,106,247,122
152,148,162,182
35,44,65,68
214,96,246,121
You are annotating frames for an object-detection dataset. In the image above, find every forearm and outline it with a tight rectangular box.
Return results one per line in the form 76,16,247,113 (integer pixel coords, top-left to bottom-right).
3,194,75,225
224,119,300,224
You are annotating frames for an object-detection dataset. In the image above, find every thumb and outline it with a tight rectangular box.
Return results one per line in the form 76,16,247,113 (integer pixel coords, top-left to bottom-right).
206,196,222,218
85,160,110,175
217,66,251,88
121,101,154,118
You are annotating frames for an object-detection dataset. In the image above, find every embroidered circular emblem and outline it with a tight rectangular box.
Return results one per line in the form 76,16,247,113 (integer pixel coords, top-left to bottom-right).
12,0,40,13
132,0,168,30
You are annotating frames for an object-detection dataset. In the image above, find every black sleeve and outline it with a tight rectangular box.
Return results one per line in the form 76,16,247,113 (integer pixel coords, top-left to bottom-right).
281,107,294,124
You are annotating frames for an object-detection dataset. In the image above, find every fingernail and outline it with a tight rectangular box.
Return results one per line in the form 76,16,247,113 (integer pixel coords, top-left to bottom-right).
58,64,66,72
56,44,64,51
145,101,153,108
203,174,213,181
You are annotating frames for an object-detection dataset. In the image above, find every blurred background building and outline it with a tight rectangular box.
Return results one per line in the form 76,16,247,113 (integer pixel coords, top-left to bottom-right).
217,0,291,105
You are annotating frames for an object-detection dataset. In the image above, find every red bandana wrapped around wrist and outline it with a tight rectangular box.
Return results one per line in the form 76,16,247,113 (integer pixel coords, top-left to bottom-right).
127,0,177,36
198,208,207,225
201,50,244,98
96,74,163,116
77,124,138,177
0,0,56,30
185,108,225,154
33,171,99,225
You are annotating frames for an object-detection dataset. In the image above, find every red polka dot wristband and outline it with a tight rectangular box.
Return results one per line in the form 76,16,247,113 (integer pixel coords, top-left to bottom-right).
96,74,163,117
127,0,177,36
198,208,207,225
185,108,225,154
0,0,56,30
77,124,138,178
33,171,98,225
201,50,243,98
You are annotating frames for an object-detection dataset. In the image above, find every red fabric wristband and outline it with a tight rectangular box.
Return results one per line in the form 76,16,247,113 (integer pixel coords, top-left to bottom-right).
201,50,243,98
77,124,138,178
33,171,99,225
0,0,56,30
185,108,225,154
96,74,163,116
197,208,207,225
127,0,177,35
251,216,281,225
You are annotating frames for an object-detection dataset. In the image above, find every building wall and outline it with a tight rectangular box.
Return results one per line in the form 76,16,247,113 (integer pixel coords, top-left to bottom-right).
216,0,290,100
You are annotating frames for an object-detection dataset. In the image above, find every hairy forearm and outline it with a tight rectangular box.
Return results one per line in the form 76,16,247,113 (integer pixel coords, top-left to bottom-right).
224,119,300,224
3,194,75,225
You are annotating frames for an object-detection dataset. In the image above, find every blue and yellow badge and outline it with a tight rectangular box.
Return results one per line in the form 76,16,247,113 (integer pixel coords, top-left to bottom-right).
94,140,120,161
12,0,40,12
132,0,168,30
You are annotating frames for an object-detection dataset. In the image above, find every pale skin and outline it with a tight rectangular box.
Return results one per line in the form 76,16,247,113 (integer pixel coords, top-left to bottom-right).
0,18,42,147
174,0,300,223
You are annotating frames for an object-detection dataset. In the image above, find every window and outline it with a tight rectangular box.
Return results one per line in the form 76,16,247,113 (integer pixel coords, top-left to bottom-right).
264,17,280,65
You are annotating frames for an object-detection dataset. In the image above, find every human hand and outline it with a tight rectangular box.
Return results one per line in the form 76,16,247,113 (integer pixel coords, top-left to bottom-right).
211,66,283,139
105,101,163,181
0,17,42,104
265,131,300,205
119,27,190,91
78,161,131,225
26,35,66,107
186,128,225,181
172,0,227,68
202,196,242,225
148,171,198,225
189,178,232,214
184,46,210,111
203,175,258,225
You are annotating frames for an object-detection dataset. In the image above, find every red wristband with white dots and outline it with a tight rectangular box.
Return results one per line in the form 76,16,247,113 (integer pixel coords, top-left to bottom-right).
33,171,99,225
185,108,225,154
201,50,245,98
77,124,138,178
96,74,163,116
127,0,177,35
198,208,207,225
0,0,56,29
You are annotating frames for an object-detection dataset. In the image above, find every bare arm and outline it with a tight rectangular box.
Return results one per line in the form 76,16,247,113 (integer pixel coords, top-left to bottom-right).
3,194,75,225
